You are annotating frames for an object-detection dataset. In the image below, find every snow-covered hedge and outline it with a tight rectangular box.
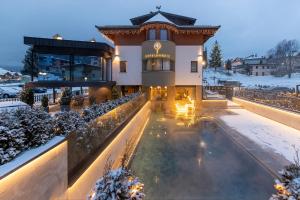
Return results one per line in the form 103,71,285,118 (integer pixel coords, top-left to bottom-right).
0,108,54,164
82,92,141,123
0,92,143,165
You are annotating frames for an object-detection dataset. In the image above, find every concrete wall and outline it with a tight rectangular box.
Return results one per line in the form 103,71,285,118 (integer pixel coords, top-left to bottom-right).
88,86,112,103
233,97,300,131
201,100,228,109
0,141,68,200
68,102,151,199
112,46,142,85
175,45,203,85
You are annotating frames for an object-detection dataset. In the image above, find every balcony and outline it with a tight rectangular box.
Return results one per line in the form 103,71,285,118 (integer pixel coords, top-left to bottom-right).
142,70,175,86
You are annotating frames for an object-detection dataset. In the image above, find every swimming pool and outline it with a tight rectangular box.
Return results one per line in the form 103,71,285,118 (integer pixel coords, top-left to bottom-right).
130,112,275,200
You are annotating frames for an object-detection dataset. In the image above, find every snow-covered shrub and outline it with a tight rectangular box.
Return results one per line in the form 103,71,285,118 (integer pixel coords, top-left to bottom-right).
0,107,54,164
53,111,87,136
0,125,25,164
82,92,141,123
89,167,145,200
15,108,54,147
270,149,300,200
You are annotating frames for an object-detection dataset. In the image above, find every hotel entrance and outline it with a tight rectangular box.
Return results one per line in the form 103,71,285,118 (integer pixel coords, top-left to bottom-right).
150,86,168,101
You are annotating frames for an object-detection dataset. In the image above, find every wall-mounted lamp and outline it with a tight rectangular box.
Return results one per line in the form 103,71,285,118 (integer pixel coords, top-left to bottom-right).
90,38,96,42
53,34,63,40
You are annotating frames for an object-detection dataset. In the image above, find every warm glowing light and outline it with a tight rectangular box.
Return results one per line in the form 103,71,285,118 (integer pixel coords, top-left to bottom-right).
274,183,290,196
164,86,167,89
175,96,195,115
176,122,185,126
157,117,166,122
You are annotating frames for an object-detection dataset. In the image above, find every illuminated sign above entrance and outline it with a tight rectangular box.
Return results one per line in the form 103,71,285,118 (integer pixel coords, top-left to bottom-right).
153,41,162,54
142,40,175,60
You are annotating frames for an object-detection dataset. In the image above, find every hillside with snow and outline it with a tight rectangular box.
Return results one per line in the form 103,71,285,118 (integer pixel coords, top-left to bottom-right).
204,69,300,88
0,67,20,75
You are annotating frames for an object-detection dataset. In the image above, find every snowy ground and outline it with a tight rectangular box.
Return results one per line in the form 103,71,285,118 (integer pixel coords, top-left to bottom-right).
0,101,29,112
220,108,300,162
204,69,300,88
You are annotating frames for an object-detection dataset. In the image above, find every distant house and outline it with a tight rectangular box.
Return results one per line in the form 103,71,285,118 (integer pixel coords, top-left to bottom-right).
232,57,276,76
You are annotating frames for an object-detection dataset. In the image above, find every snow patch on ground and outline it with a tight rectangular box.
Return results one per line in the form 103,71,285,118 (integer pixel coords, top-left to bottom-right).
204,69,300,88
0,136,65,178
0,101,28,112
220,108,300,162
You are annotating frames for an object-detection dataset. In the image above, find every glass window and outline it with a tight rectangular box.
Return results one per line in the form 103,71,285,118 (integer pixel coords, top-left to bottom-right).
120,61,127,73
163,59,170,70
191,61,198,73
148,29,156,40
160,29,168,40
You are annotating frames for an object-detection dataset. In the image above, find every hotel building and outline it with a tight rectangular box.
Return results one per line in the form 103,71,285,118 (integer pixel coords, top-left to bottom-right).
24,9,219,111
96,9,220,110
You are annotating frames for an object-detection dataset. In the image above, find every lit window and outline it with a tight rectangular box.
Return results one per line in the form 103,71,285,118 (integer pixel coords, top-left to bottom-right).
191,61,198,73
120,61,127,73
148,29,156,40
160,29,168,40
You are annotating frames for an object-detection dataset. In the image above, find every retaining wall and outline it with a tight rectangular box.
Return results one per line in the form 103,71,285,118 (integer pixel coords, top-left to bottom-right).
233,97,300,131
0,138,68,200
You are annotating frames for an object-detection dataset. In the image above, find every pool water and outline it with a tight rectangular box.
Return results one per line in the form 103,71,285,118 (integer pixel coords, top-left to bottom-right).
130,112,275,200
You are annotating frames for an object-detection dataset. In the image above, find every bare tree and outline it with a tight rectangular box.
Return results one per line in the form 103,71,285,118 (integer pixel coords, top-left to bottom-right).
268,39,299,78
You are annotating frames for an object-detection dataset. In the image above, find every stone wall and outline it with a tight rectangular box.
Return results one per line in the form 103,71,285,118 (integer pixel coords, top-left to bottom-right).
0,140,68,200
233,97,300,131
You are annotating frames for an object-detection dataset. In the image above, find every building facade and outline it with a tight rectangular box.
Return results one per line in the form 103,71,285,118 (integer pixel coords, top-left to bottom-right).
96,10,219,111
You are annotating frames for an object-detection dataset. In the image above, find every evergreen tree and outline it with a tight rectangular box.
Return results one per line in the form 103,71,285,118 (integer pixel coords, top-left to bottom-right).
22,47,39,81
209,41,223,70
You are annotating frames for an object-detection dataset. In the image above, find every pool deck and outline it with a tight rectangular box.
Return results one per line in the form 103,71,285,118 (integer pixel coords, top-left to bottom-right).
213,102,300,177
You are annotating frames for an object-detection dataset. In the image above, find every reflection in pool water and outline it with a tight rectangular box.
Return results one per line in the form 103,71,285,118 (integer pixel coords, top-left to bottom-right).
130,112,275,200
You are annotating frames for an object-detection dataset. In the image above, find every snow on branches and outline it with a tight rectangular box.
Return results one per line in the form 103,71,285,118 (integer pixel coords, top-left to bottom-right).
0,108,54,164
270,148,300,200
0,92,142,165
89,167,145,200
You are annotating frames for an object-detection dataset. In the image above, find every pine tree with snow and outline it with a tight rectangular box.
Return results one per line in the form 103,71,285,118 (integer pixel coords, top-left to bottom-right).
209,41,223,70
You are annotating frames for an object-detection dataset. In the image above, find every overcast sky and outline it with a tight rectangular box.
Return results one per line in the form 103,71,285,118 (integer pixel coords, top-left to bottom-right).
1,0,300,67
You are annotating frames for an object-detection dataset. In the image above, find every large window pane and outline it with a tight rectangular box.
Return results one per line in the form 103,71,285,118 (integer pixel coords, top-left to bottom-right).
160,29,168,40
148,29,156,40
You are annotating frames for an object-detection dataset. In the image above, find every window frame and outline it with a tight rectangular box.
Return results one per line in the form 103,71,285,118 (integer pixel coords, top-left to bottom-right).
119,61,127,73
160,29,168,40
191,61,198,73
148,29,156,40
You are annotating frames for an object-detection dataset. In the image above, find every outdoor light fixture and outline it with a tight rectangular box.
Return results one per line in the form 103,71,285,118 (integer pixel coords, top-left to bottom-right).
84,77,88,81
90,38,96,42
53,34,63,40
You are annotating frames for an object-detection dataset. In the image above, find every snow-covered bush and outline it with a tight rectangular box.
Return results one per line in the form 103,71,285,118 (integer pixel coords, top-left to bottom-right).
15,108,54,147
89,167,145,200
270,149,300,200
53,111,87,136
0,108,54,164
82,92,141,123
0,92,143,165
